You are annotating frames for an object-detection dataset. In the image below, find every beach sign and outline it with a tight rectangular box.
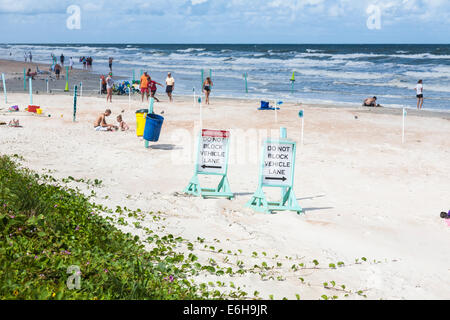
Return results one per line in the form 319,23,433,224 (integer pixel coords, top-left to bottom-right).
184,129,234,199
1,73,7,104
247,128,303,214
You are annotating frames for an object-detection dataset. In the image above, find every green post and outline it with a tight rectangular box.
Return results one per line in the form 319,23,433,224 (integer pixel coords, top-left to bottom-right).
2,73,7,104
132,70,135,82
29,78,33,105
65,66,69,92
244,72,248,94
201,69,204,90
73,85,78,122
290,71,295,95
23,68,26,91
145,98,155,149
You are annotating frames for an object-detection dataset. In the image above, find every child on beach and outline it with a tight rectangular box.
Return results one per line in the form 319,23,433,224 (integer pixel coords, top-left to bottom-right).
94,109,117,131
116,115,129,131
416,80,424,110
148,76,163,102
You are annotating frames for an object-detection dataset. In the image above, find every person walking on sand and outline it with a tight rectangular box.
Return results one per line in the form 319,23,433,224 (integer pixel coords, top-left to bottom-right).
60,54,65,66
165,72,175,102
106,73,114,103
416,79,424,110
140,72,150,102
203,77,213,105
148,76,163,102
94,109,118,131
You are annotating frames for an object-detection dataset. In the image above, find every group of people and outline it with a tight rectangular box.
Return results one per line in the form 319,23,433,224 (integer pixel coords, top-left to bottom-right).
24,52,32,63
94,109,129,132
80,57,94,70
363,80,424,110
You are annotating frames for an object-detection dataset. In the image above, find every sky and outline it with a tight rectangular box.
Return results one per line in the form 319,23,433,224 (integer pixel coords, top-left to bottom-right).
0,0,449,43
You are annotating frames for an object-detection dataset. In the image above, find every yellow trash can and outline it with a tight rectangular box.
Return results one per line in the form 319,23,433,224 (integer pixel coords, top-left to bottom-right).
37,108,43,115
136,109,148,137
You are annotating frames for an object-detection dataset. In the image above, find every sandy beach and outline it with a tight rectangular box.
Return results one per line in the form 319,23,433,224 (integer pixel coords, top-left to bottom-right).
1,58,449,300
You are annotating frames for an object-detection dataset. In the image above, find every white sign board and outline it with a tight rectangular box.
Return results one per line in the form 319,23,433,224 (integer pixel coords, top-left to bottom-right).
262,142,294,187
197,129,230,175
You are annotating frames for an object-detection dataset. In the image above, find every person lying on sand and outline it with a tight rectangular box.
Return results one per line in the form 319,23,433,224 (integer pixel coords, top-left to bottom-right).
116,115,129,131
363,96,380,107
26,69,37,80
94,109,118,131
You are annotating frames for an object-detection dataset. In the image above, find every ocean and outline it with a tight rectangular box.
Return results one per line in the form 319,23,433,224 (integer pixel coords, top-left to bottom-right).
1,44,449,111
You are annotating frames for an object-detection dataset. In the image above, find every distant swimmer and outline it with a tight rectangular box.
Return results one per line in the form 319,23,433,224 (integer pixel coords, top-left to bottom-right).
415,80,423,110
363,96,380,107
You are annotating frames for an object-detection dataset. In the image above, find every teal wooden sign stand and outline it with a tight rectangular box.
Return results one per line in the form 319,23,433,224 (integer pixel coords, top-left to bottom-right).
246,128,303,214
184,129,234,199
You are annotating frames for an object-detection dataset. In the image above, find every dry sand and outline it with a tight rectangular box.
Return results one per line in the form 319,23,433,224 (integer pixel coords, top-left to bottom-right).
0,87,449,300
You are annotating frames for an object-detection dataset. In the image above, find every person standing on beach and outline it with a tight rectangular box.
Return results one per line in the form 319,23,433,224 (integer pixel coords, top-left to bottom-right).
60,54,65,66
24,52,28,62
203,77,213,105
109,57,114,72
29,52,32,63
416,80,424,110
165,72,175,102
54,63,62,80
69,57,74,70
106,73,114,103
140,72,149,102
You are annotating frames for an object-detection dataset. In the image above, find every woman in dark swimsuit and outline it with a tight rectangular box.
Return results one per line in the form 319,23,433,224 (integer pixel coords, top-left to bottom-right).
203,77,213,105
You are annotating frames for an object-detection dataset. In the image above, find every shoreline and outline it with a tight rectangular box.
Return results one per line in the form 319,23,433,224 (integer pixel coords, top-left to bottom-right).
1,58,449,120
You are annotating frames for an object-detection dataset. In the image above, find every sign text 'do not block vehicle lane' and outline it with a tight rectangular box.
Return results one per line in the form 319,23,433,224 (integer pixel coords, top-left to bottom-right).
262,142,294,187
197,130,230,175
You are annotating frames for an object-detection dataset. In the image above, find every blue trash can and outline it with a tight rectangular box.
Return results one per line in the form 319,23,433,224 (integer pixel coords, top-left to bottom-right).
143,114,164,142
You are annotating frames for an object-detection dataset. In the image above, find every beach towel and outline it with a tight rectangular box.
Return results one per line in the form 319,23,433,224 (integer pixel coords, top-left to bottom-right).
95,126,109,132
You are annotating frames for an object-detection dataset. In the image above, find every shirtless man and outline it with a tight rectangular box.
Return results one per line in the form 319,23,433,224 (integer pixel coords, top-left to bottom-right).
94,109,118,131
363,96,379,107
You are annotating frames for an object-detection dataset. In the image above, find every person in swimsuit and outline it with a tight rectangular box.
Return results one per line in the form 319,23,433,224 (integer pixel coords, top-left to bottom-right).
203,77,213,105
94,109,117,131
165,72,175,102
54,64,62,80
415,80,424,110
147,76,163,102
106,73,114,103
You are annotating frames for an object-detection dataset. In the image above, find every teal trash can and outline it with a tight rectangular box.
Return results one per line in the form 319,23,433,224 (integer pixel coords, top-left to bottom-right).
143,114,164,142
